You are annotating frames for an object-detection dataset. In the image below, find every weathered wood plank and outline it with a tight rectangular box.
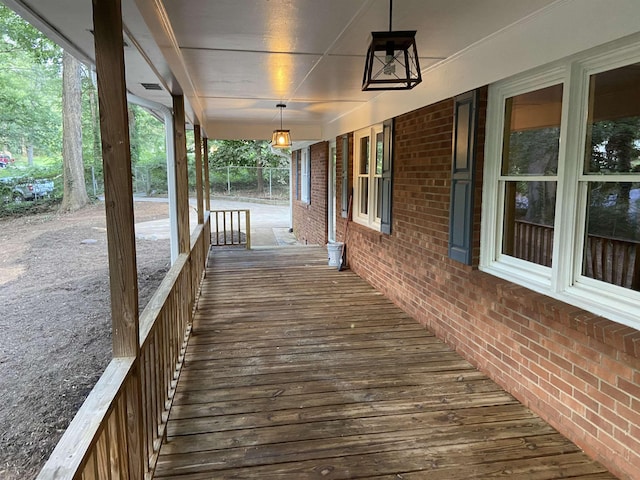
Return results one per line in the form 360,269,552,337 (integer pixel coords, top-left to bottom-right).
92,0,139,358
172,95,190,254
154,247,614,479
202,137,211,211
154,430,590,478
193,125,204,225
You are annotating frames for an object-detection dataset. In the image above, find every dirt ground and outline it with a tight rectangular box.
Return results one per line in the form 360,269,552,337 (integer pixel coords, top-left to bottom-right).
0,201,171,479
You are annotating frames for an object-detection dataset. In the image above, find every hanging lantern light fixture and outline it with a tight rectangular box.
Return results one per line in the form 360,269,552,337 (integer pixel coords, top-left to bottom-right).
271,103,292,148
362,0,422,91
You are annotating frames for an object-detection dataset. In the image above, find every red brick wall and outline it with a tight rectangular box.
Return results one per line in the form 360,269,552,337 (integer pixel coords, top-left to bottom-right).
292,142,329,246
334,90,640,480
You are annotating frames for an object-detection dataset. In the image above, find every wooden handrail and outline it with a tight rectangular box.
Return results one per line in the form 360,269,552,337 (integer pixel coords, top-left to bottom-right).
211,209,251,249
584,232,640,290
511,219,554,267
37,214,211,479
512,219,640,289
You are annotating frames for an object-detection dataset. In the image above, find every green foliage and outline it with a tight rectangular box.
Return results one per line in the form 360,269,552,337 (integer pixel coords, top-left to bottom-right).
209,140,289,168
588,117,640,174
586,116,640,241
505,127,559,175
0,5,61,65
129,104,166,165
0,5,63,160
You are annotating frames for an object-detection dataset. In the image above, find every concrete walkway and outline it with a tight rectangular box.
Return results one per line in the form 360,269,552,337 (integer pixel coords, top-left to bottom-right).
135,197,299,248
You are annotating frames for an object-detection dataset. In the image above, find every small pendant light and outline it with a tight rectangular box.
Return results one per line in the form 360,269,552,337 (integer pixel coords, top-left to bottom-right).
271,103,292,148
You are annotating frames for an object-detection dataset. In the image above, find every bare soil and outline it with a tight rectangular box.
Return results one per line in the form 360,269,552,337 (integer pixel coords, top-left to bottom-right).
0,201,171,479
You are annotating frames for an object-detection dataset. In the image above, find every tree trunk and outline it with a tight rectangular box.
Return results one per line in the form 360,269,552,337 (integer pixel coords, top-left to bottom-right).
60,51,90,212
88,71,102,169
256,159,264,194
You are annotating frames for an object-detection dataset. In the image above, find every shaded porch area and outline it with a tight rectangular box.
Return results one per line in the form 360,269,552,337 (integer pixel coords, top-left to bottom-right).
155,247,614,479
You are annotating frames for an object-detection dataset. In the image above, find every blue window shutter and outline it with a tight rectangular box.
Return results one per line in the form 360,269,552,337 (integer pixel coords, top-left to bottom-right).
295,150,301,200
449,90,478,265
341,135,349,217
380,119,394,235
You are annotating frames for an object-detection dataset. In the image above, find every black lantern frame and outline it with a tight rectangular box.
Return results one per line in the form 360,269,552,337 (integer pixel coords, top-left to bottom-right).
361,0,422,91
362,31,421,91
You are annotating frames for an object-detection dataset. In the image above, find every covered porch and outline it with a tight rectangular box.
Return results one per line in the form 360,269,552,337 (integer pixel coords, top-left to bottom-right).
4,0,639,478
152,247,613,479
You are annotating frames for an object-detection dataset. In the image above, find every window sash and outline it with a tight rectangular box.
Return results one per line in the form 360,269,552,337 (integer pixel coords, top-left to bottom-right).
481,40,640,329
301,148,311,204
354,125,383,229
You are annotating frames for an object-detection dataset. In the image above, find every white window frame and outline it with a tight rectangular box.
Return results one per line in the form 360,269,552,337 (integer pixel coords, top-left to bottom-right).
301,147,311,204
480,38,640,329
353,124,383,230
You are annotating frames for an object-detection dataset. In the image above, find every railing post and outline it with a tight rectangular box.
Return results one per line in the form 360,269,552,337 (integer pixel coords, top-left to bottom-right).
245,210,251,249
632,242,640,290
173,96,190,255
91,1,143,479
194,125,204,225
203,137,211,211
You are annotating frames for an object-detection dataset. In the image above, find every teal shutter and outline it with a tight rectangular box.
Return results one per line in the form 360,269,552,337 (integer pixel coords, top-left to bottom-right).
341,135,349,218
295,150,301,200
380,118,394,235
448,90,478,265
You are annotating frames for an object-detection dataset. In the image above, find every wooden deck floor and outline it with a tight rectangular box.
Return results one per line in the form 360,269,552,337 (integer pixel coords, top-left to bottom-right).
154,247,615,479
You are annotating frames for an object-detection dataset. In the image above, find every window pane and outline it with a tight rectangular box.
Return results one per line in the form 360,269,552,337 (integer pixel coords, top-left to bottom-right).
376,132,384,175
502,180,556,266
584,63,640,174
502,84,563,176
359,177,369,215
375,177,382,220
360,137,369,174
582,182,640,289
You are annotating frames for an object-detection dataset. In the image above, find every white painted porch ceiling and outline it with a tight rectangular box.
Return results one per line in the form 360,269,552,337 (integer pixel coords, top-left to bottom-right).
5,0,556,138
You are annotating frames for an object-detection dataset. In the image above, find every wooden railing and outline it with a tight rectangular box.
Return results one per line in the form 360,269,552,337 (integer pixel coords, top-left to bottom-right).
512,219,640,290
584,233,640,290
512,220,554,267
211,209,251,249
37,213,211,479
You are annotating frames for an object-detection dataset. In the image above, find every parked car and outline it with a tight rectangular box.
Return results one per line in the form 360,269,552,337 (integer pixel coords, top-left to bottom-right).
0,176,55,202
0,153,13,168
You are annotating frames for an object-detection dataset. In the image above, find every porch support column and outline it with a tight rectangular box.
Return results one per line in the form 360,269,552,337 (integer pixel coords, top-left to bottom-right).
203,137,211,211
194,124,204,224
173,95,190,253
92,0,139,357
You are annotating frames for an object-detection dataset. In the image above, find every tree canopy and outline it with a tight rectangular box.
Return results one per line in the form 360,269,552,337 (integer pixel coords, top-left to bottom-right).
0,5,63,158
208,140,289,168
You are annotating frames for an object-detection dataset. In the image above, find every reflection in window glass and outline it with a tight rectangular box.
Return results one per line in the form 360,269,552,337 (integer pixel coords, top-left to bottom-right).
360,137,369,174
581,63,640,290
582,182,640,290
585,63,640,175
375,132,384,220
501,84,561,267
502,181,556,266
360,177,369,215
502,84,562,176
376,132,384,175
